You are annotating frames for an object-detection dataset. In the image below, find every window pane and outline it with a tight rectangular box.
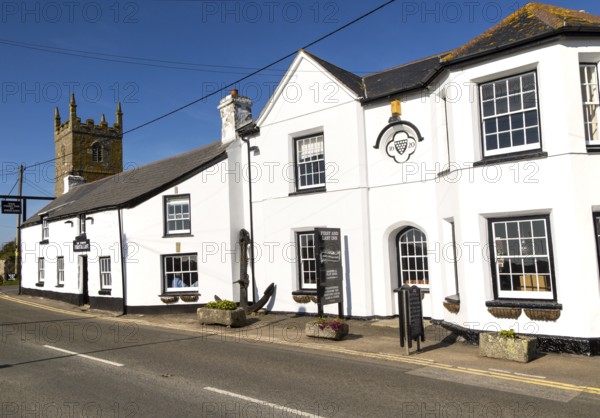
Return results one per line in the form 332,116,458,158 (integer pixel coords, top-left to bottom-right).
295,135,326,190
398,228,429,286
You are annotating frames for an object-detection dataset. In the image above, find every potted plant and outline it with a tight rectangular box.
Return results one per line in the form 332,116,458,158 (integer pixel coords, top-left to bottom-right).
479,329,537,363
305,317,349,341
197,300,247,327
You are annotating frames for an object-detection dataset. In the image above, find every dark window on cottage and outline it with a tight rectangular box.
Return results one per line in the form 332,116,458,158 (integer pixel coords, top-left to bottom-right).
489,216,555,300
397,227,429,286
297,232,317,289
294,134,326,191
42,217,49,240
164,195,191,235
163,254,198,292
480,72,541,157
595,213,600,275
92,143,104,163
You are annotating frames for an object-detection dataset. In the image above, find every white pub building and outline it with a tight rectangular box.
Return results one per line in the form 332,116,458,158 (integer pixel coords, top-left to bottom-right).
20,3,600,354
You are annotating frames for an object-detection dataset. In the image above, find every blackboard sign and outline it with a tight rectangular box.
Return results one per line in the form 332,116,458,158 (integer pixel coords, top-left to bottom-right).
407,286,423,340
1,200,21,214
315,228,343,306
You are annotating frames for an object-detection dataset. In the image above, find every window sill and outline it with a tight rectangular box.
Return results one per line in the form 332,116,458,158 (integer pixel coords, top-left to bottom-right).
292,289,317,296
35,282,44,287
473,151,547,167
39,239,49,245
288,186,326,197
163,233,194,238
55,284,64,288
485,299,562,310
98,289,112,295
586,146,600,153
159,291,199,297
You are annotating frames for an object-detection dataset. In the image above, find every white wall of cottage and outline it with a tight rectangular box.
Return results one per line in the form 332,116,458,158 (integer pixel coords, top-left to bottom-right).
121,159,235,308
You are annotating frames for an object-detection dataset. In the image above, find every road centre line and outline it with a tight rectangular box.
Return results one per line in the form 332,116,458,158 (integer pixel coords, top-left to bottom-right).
43,345,124,367
204,387,321,418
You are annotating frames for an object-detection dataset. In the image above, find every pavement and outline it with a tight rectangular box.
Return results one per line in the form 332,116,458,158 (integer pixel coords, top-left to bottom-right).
2,285,599,399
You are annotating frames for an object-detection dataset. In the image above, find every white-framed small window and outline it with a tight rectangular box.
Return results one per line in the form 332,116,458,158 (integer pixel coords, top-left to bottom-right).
42,217,49,240
99,257,112,289
38,258,45,283
297,232,317,289
480,71,541,157
489,216,555,300
580,64,600,147
164,195,191,235
294,134,326,190
397,227,429,287
57,257,64,285
163,254,198,292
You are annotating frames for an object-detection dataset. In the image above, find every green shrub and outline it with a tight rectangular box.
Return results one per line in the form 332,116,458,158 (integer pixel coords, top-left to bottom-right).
204,300,237,310
500,329,518,339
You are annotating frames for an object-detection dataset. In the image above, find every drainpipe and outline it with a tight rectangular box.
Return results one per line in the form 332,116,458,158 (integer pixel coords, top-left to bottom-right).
118,209,127,314
241,135,256,304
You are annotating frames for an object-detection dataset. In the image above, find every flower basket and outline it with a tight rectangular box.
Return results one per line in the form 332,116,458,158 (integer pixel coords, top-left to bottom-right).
487,307,522,319
180,294,199,303
160,296,179,304
305,318,348,341
479,331,537,363
524,308,561,321
197,307,246,328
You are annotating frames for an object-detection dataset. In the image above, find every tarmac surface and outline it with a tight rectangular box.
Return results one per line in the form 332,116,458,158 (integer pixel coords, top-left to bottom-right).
1,285,599,399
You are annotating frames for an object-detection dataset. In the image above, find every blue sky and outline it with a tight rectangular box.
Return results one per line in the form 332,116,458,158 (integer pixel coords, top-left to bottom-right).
1,0,600,245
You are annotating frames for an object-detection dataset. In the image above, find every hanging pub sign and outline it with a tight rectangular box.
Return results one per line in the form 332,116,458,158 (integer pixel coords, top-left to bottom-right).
373,99,424,164
73,235,90,252
315,228,343,306
1,200,21,214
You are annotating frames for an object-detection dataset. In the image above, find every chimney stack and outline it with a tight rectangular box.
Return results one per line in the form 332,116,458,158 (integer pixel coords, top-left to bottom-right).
218,89,252,144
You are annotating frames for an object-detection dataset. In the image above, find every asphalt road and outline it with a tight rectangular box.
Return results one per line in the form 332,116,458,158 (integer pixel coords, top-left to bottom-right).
1,295,599,417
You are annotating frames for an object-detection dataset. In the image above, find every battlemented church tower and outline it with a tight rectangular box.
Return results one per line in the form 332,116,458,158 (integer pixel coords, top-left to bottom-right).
54,94,123,196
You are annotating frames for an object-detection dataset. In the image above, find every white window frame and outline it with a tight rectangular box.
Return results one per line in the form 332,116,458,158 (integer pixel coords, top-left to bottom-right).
580,63,600,147
165,195,191,235
480,71,541,157
397,227,430,287
38,258,45,283
163,254,198,292
57,256,64,285
99,257,112,289
294,134,326,191
490,216,555,300
42,217,49,240
297,232,317,290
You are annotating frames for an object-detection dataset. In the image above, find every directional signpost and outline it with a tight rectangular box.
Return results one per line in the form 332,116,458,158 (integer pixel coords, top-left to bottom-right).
315,228,344,317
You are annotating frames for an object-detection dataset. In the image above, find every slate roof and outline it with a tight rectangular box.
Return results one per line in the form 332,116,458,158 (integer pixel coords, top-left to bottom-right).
304,2,600,102
22,140,228,227
303,50,365,97
443,2,600,63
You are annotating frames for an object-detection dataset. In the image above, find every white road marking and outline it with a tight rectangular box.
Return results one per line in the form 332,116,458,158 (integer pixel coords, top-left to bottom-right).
514,372,547,379
43,345,123,367
204,387,322,418
489,368,511,374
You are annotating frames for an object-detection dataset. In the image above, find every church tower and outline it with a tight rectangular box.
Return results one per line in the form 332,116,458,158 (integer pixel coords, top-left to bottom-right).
54,94,123,196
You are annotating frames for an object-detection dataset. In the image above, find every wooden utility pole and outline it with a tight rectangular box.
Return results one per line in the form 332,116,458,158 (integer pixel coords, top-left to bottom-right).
16,164,23,294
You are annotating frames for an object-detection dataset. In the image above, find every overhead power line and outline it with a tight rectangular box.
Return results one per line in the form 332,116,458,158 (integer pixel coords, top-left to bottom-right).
22,0,397,172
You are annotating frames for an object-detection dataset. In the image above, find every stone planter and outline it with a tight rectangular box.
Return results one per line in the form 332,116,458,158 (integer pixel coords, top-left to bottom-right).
197,307,247,327
305,322,349,341
479,332,537,363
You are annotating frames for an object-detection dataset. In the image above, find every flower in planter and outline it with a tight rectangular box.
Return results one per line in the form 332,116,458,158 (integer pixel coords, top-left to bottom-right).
315,316,345,331
500,329,518,339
